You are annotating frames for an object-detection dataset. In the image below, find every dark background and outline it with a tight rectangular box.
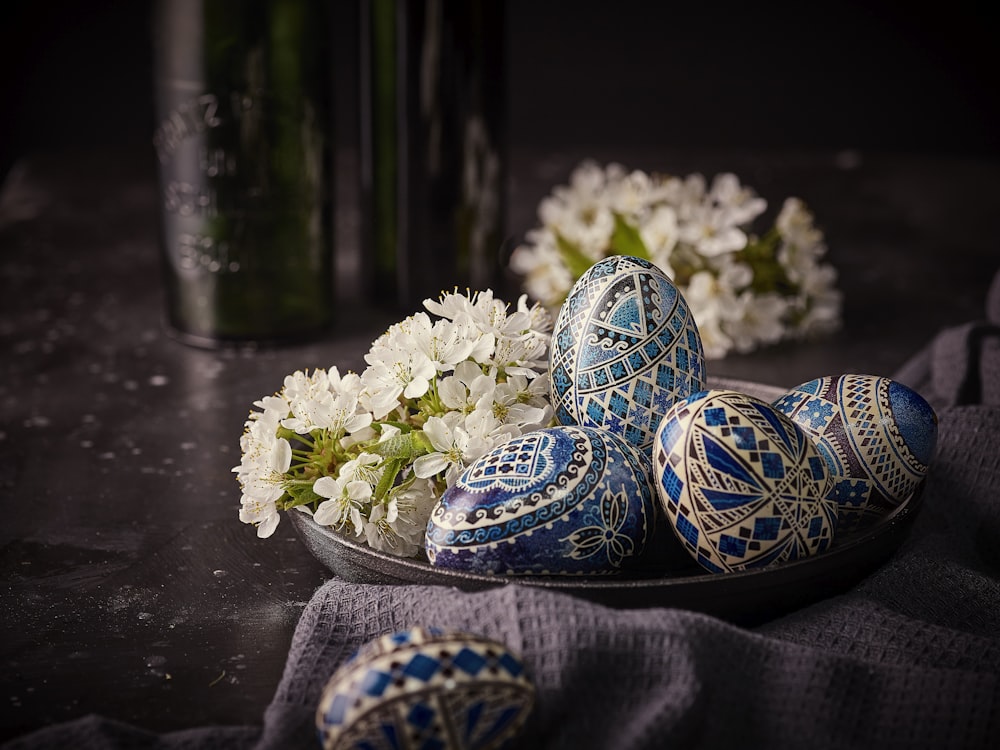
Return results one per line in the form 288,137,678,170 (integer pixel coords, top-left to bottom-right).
0,0,997,186
1,3,998,741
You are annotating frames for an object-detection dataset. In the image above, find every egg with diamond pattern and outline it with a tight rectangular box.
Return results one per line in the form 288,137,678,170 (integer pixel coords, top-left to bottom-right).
550,254,706,455
772,374,937,532
652,389,838,574
316,627,535,750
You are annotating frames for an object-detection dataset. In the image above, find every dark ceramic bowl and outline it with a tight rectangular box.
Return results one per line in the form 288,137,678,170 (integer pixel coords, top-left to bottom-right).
288,377,925,625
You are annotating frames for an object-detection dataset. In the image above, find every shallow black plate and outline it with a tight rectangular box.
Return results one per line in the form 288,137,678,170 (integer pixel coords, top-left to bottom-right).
288,377,925,624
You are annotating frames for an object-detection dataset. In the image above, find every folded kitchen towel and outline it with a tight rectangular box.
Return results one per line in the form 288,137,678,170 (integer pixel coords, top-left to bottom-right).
252,386,1000,750
7,270,1000,750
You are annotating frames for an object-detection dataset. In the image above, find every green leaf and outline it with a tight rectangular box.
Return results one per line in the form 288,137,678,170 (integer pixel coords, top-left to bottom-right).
410,429,434,454
736,227,797,296
555,232,596,279
282,483,322,509
374,457,405,502
610,213,651,260
371,429,430,460
738,227,780,264
375,420,412,434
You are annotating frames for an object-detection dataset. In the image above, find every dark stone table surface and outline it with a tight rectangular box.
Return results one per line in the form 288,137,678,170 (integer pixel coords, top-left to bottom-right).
1,144,997,742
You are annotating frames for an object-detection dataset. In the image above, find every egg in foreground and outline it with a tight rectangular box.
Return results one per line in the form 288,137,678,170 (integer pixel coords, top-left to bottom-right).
316,627,534,750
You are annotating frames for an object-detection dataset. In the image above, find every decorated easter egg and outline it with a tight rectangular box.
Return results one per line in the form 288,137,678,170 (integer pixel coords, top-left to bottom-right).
652,389,837,573
772,374,937,531
425,425,658,575
316,627,534,750
550,254,706,454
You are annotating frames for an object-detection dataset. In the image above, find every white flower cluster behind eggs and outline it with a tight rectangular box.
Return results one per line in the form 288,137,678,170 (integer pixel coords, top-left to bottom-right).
509,161,843,359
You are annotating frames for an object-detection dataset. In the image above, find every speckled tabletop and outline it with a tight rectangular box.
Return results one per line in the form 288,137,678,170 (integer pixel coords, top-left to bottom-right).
1,145,997,742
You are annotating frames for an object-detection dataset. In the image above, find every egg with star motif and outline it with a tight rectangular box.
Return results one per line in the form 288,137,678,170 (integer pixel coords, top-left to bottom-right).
652,389,838,573
425,425,659,576
772,374,937,531
549,254,706,455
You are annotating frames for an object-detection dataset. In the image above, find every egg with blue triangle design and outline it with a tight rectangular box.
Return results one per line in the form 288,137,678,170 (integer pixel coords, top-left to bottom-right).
549,254,706,455
652,389,838,573
316,627,534,750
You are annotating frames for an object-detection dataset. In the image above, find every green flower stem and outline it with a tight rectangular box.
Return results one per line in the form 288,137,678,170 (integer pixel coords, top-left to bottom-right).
277,427,314,444
280,476,323,510
419,381,446,419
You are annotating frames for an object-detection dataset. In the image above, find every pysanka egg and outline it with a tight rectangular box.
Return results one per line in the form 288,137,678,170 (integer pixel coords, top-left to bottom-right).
772,374,937,531
316,627,534,750
425,425,658,576
549,254,706,454
652,389,838,574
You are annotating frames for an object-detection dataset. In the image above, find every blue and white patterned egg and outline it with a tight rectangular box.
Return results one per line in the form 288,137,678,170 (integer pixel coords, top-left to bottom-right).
652,389,837,573
316,627,534,750
425,425,658,576
550,254,706,454
772,374,937,531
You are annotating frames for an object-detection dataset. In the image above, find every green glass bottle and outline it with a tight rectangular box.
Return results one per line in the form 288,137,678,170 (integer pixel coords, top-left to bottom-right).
360,0,507,312
152,0,333,346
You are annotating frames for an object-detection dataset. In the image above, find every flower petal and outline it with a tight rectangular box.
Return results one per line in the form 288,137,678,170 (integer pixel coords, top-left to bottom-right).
346,479,373,502
313,499,342,526
313,476,339,499
271,438,292,473
256,512,281,538
413,452,448,479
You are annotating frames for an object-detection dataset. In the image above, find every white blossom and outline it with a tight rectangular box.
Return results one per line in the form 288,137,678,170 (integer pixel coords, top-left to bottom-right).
724,292,789,353
492,375,550,428
361,328,438,418
692,315,735,361
776,197,824,251
677,202,750,258
233,434,291,538
508,230,576,307
708,172,767,227
539,160,617,259
438,360,495,414
609,168,655,217
363,480,438,556
640,205,680,273
313,453,382,534
508,161,842,358
412,413,490,486
235,288,554,558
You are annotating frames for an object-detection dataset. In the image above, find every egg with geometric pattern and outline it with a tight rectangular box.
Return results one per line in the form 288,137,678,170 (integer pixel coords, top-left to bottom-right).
425,425,658,576
652,389,838,573
316,627,535,750
549,254,706,455
772,374,937,532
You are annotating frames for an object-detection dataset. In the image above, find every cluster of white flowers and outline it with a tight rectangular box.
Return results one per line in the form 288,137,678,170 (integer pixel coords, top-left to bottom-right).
233,289,554,557
509,161,843,358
